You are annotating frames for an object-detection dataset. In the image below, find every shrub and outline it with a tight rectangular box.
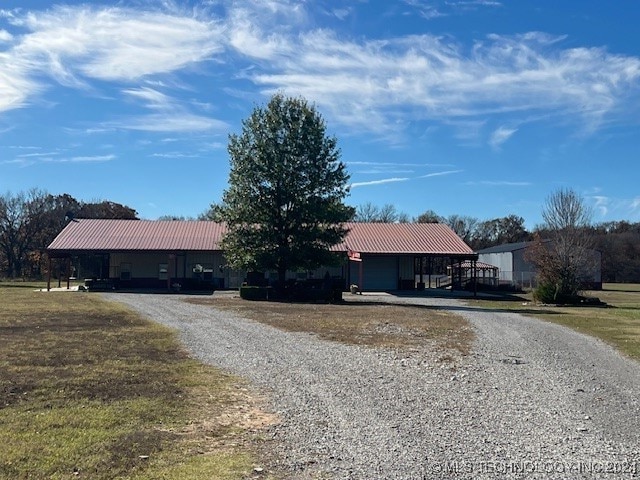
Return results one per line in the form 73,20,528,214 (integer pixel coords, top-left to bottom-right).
533,281,559,304
533,281,592,305
239,285,272,301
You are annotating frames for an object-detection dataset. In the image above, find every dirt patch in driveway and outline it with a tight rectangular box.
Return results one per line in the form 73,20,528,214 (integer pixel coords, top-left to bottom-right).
187,294,473,356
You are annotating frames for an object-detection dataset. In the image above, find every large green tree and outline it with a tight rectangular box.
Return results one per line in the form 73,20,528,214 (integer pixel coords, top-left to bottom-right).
218,94,354,285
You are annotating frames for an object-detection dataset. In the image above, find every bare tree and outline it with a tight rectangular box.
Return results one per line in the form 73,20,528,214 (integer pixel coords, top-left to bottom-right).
414,210,442,223
528,188,596,301
354,202,408,223
444,214,479,245
0,189,49,277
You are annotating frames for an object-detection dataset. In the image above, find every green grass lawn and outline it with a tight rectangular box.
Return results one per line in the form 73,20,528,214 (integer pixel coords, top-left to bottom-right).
0,282,270,479
467,283,640,360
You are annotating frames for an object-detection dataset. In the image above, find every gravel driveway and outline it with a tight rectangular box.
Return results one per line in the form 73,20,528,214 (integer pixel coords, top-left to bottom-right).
106,292,640,479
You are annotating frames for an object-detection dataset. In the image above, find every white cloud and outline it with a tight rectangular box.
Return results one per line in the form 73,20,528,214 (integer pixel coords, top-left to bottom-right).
418,170,463,178
18,151,61,158
489,126,518,148
2,1,640,144
243,23,640,138
350,169,462,188
18,6,225,81
0,5,225,112
123,87,173,110
150,152,200,158
466,180,531,186
332,8,351,20
113,113,228,133
120,87,229,133
43,154,115,163
350,177,409,188
0,30,12,42
591,195,610,216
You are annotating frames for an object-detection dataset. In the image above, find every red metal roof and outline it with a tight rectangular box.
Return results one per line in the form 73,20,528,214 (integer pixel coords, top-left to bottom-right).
47,219,475,257
47,219,226,252
338,222,475,256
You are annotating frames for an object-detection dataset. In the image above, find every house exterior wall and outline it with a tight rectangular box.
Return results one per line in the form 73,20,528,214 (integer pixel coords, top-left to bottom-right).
99,251,459,292
109,252,228,288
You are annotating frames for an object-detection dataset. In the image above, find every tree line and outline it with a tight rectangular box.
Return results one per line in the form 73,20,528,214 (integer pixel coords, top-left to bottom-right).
0,189,137,279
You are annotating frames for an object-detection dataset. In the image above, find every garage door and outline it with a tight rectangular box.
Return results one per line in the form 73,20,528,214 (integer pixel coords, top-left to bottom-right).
351,256,397,291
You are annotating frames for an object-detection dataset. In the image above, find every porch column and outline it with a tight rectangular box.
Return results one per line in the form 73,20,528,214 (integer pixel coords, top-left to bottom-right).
47,255,52,291
66,257,71,290
472,259,477,298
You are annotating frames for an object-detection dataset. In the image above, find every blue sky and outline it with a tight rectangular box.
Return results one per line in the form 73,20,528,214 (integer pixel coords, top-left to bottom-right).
1,0,639,227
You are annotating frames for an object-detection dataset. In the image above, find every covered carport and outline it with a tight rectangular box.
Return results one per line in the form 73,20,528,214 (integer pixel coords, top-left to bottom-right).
339,222,478,292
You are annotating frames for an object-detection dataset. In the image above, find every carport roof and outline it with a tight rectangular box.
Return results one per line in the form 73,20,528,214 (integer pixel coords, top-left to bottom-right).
340,222,475,256
47,218,476,257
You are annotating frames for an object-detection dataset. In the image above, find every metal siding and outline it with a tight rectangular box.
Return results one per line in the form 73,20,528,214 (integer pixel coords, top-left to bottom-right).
398,256,414,280
478,252,513,281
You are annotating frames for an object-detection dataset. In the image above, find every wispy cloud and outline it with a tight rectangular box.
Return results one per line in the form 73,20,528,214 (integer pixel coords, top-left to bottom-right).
2,1,640,144
244,21,640,139
17,151,61,158
150,152,200,158
112,113,228,133
350,177,409,188
119,87,229,133
465,180,532,186
591,195,610,216
419,170,463,178
351,169,462,188
489,126,518,148
0,5,225,112
43,154,115,163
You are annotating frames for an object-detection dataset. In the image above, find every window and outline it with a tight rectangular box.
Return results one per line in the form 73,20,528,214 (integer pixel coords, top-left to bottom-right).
192,264,214,281
120,263,131,281
159,263,168,280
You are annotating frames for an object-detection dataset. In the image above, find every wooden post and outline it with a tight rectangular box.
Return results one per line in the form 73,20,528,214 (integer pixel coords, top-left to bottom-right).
66,257,71,290
473,259,477,298
47,256,52,291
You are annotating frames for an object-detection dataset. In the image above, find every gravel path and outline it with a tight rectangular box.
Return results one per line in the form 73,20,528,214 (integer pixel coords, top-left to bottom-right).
106,292,640,479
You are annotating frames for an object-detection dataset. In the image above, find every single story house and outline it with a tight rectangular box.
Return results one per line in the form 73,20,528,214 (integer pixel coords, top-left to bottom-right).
477,241,602,290
46,219,478,292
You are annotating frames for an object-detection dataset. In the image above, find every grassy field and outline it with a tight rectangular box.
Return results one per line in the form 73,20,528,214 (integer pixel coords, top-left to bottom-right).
189,294,474,358
0,283,271,479
467,283,640,360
